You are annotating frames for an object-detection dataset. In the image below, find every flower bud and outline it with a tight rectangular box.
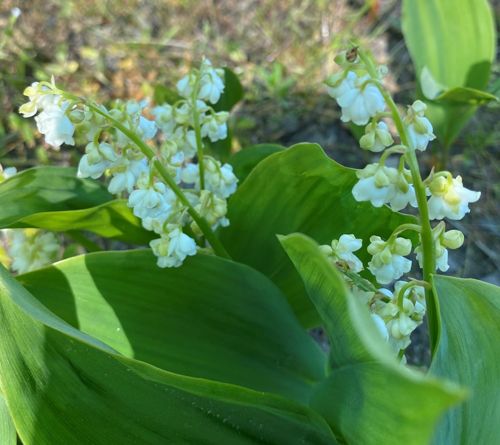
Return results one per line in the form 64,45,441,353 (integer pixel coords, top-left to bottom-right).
441,230,464,250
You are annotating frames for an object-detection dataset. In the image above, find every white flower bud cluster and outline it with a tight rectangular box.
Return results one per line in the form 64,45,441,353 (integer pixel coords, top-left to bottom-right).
343,270,426,357
370,282,426,353
19,59,238,269
0,229,60,274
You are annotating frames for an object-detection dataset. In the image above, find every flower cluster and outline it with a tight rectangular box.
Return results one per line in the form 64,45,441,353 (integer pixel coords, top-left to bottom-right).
369,282,426,353
0,164,61,274
325,48,481,357
320,234,426,356
0,228,60,274
19,59,238,268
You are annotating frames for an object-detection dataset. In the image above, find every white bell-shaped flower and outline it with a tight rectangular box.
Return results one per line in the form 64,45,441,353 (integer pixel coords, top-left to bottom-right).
19,82,57,118
427,174,480,220
203,158,238,199
2,229,59,274
405,100,435,151
0,164,17,182
359,121,393,152
367,236,412,284
387,169,417,212
328,71,386,126
152,104,176,135
201,111,229,142
319,234,364,273
34,98,75,149
77,142,118,180
108,158,149,194
352,163,398,207
150,225,197,268
415,225,464,272
198,59,225,104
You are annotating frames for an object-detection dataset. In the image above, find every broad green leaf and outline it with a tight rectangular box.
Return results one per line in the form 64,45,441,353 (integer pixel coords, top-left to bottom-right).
18,250,325,404
280,233,464,445
0,166,151,244
0,265,337,445
402,0,496,147
430,276,500,445
0,391,16,445
220,143,415,326
213,67,244,113
153,84,182,105
436,86,498,105
228,143,284,182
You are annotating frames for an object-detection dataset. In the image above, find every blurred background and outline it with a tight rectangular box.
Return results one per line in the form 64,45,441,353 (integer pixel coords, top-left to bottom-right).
0,0,499,285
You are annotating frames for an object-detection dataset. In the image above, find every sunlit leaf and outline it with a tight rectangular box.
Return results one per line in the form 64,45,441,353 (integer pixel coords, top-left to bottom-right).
430,276,500,445
402,0,496,147
221,143,415,326
280,233,464,445
0,167,151,244
18,250,326,404
0,264,338,445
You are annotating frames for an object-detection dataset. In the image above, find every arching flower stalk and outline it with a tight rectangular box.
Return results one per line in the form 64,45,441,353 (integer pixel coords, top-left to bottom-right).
324,47,480,359
19,61,236,268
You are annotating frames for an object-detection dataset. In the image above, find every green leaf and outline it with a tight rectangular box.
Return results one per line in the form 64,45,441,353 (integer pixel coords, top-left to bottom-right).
0,391,16,445
228,143,285,182
402,0,496,146
0,265,338,445
213,68,244,112
220,143,415,326
17,250,326,404
152,84,182,105
279,233,465,445
430,276,500,445
435,86,498,105
0,166,151,244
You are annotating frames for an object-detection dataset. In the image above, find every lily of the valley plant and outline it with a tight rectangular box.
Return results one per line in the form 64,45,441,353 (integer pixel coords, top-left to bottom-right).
0,49,498,445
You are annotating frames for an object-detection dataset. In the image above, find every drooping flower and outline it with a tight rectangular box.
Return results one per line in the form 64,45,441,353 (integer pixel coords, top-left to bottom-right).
415,224,464,272
19,82,57,118
1,229,59,274
198,59,225,104
77,142,118,179
387,169,417,212
34,98,75,149
201,111,229,142
352,163,398,207
405,100,435,151
319,234,364,273
108,157,149,194
0,164,17,182
427,174,480,220
149,226,197,268
367,235,412,284
327,71,386,126
359,121,393,152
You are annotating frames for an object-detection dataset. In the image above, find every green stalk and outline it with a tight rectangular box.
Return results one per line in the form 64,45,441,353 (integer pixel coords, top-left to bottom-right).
84,101,230,259
358,50,439,354
191,74,206,190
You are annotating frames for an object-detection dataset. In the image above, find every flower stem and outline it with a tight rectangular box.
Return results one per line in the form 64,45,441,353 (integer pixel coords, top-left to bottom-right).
358,49,439,355
191,74,206,190
84,101,231,259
